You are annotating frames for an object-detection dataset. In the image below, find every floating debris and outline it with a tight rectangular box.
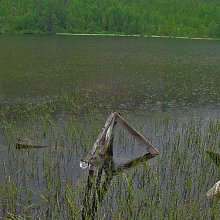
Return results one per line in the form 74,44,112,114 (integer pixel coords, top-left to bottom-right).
16,138,57,149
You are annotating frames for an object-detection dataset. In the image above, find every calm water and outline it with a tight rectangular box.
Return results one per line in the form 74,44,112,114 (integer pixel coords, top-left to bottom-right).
0,35,220,218
0,35,220,109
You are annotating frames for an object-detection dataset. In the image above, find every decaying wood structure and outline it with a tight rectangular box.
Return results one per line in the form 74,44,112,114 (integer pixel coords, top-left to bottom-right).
80,112,160,219
81,111,159,168
15,112,160,219
207,180,220,198
16,138,57,149
206,150,220,198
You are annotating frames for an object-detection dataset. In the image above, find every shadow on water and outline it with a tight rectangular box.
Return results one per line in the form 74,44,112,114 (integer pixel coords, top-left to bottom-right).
81,148,155,219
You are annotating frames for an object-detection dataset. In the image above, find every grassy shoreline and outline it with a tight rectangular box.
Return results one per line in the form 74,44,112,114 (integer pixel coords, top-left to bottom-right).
56,32,219,41
0,32,218,40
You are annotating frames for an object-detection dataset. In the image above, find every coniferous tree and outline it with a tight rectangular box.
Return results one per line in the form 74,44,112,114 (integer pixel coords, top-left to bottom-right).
0,0,220,38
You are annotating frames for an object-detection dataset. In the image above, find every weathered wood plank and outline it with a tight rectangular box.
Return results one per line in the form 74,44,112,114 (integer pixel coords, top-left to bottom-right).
82,112,115,163
115,153,155,173
16,138,56,149
207,180,220,198
98,116,116,156
114,113,159,155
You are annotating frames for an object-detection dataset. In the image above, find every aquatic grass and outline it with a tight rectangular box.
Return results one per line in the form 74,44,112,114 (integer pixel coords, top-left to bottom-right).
0,92,220,218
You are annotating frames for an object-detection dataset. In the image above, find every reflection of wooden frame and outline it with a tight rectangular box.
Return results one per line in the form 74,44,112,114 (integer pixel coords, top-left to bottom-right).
81,112,159,219
81,152,156,219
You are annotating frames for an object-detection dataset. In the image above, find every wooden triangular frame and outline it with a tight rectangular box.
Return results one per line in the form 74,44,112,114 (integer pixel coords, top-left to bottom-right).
81,112,159,165
80,112,159,218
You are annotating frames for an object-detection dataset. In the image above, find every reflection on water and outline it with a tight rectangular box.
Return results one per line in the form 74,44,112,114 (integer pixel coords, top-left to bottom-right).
81,151,155,219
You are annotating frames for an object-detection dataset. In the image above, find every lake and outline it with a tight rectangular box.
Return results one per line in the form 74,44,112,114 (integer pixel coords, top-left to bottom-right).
0,35,220,218
1,35,220,108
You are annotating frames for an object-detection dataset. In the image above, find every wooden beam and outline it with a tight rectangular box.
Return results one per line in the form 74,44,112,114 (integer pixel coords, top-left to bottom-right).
82,112,115,163
98,116,116,156
115,153,155,173
207,180,220,198
16,138,56,149
114,113,159,155
82,111,159,165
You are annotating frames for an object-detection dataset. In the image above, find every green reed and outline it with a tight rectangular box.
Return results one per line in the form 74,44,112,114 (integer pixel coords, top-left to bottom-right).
0,92,220,219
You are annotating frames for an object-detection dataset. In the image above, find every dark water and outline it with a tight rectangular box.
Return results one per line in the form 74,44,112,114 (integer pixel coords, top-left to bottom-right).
0,35,220,108
0,35,220,218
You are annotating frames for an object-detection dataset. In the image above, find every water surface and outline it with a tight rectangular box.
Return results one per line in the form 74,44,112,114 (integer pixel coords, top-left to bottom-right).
0,35,220,218
0,35,220,109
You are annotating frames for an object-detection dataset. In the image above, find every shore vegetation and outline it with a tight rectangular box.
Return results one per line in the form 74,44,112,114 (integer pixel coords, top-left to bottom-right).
1,0,220,38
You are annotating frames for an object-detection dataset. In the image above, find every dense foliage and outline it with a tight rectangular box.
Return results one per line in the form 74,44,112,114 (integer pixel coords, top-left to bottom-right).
1,0,220,38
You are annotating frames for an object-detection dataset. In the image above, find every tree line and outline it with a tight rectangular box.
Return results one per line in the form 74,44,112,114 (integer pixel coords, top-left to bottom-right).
0,0,220,38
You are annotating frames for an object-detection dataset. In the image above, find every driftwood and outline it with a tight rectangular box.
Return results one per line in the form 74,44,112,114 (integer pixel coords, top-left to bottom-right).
16,138,57,149
81,112,159,165
206,150,220,198
207,180,220,198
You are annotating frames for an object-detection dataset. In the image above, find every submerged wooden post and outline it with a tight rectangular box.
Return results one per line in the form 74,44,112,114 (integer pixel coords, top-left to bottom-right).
80,112,160,218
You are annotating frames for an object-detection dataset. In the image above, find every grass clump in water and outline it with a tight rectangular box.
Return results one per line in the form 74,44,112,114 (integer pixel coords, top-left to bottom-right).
0,92,220,218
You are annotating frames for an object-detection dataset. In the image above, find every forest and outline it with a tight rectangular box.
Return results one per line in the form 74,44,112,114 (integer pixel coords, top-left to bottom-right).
0,0,220,38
